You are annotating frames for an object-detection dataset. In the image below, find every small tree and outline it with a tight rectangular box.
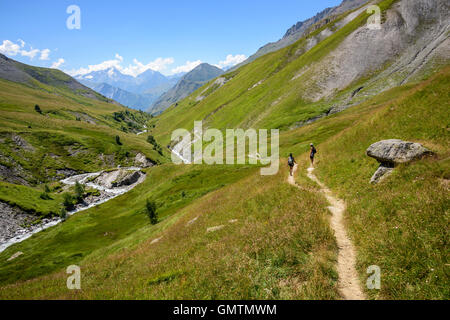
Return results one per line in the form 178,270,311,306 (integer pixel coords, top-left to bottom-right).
146,199,158,225
63,193,75,210
34,104,42,114
115,135,122,145
44,184,51,193
74,181,85,202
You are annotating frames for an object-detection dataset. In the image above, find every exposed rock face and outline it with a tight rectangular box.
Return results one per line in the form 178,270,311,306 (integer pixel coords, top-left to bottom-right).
232,0,371,69
11,134,35,153
301,0,450,102
92,169,145,189
0,201,58,245
366,139,432,183
112,171,143,187
134,153,155,168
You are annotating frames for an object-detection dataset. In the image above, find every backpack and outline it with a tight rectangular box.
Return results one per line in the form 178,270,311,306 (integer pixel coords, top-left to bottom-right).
288,156,294,165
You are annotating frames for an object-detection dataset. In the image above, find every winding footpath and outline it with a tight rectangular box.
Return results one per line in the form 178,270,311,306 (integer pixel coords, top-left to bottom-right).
288,164,366,300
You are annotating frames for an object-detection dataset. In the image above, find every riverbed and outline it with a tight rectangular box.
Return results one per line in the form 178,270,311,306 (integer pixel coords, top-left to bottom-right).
0,167,146,254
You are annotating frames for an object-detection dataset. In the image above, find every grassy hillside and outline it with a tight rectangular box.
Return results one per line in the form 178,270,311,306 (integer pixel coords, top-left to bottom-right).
309,69,449,299
0,164,257,286
1,67,447,300
0,162,338,299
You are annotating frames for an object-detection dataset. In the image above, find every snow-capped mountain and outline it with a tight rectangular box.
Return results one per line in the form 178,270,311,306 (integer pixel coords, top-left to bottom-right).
75,67,185,110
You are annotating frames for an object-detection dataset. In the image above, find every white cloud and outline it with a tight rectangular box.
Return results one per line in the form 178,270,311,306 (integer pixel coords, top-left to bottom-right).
0,40,21,56
20,48,40,59
170,60,202,74
68,54,175,77
51,58,65,69
40,49,51,60
121,57,174,77
0,39,52,61
215,54,247,69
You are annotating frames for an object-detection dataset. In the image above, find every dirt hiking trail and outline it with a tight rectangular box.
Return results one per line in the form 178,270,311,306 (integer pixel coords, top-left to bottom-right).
288,164,366,300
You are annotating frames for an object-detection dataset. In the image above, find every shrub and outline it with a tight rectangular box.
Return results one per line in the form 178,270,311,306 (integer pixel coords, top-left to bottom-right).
115,135,122,145
146,199,158,225
34,104,42,114
39,192,51,200
44,185,51,193
147,135,156,145
63,193,75,210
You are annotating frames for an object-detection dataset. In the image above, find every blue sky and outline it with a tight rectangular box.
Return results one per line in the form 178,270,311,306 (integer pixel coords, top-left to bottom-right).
0,0,341,76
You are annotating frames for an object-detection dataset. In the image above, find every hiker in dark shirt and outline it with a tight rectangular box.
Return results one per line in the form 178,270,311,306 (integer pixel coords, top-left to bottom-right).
310,143,317,167
288,153,297,176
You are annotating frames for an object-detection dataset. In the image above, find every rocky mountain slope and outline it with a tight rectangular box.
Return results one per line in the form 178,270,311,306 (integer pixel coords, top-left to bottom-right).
149,63,224,115
232,0,371,70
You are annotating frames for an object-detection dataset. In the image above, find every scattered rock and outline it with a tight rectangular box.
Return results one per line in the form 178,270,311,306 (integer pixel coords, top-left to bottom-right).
150,237,162,244
229,219,238,223
367,139,432,184
11,134,35,152
186,216,198,226
7,251,23,261
207,225,225,233
370,164,394,184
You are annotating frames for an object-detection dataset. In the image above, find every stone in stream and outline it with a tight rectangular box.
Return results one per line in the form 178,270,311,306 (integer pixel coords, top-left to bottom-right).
366,139,432,184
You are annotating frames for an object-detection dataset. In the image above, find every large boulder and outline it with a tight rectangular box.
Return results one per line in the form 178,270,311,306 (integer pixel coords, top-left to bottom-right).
366,139,431,184
112,171,143,188
367,139,431,164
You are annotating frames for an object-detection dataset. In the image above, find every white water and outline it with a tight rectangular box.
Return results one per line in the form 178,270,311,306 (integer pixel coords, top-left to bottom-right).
0,167,145,254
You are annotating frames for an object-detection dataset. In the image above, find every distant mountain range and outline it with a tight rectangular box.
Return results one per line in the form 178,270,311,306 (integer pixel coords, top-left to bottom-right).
148,63,224,115
75,68,185,110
